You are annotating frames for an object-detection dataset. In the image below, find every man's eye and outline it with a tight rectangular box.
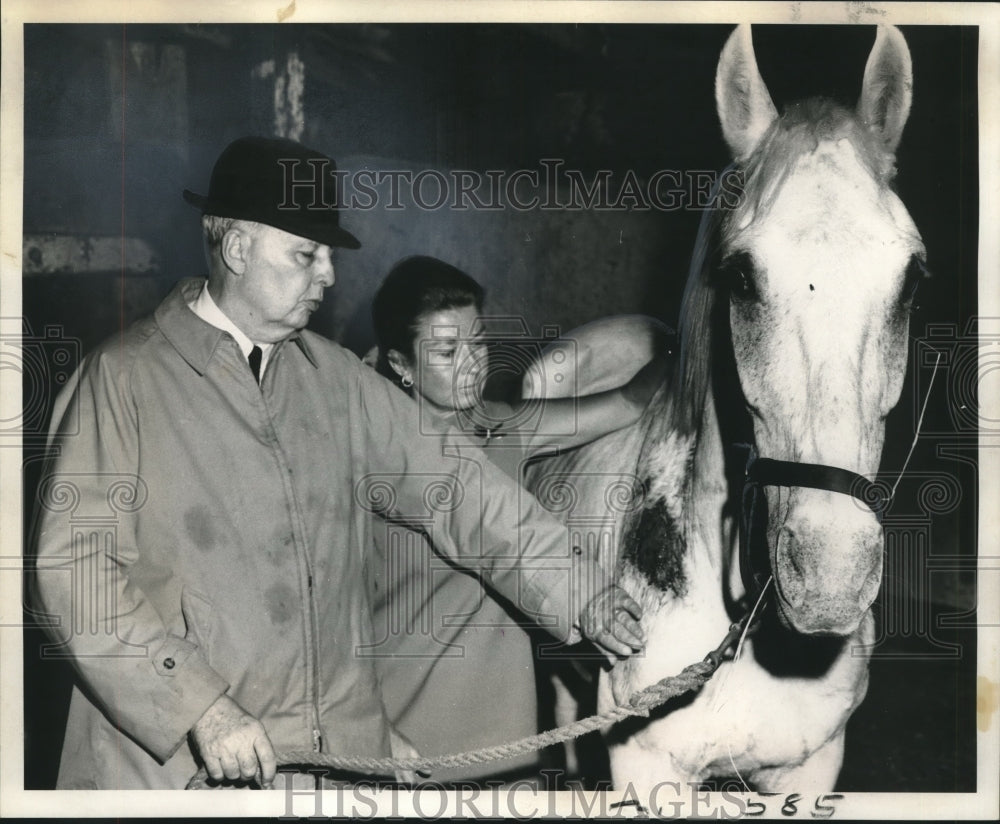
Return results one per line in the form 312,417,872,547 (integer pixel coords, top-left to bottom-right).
297,250,316,263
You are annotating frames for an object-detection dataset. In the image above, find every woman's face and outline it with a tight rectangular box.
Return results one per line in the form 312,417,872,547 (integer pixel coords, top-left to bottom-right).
403,304,488,412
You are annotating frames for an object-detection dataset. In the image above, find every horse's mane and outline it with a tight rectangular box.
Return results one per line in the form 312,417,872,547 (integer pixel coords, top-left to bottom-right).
668,98,896,439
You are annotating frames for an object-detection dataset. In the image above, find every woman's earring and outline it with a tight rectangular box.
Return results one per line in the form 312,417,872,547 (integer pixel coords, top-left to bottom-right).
401,374,414,388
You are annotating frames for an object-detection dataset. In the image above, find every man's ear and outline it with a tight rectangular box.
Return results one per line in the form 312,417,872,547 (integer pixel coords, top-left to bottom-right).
220,227,250,275
386,349,411,380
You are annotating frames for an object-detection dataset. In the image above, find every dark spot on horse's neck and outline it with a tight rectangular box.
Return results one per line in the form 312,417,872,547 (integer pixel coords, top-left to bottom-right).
809,283,815,291
621,496,687,596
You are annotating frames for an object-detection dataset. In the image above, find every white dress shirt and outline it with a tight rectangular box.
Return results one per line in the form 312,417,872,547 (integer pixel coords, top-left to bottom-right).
188,283,274,379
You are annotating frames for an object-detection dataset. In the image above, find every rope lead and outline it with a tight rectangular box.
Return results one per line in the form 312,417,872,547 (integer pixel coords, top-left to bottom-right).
187,607,756,789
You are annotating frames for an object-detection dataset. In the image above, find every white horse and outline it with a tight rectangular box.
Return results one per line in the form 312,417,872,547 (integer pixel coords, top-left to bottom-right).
524,24,925,792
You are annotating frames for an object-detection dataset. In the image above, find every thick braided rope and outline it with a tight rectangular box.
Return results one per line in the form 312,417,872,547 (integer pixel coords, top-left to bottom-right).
187,648,730,788
271,659,714,776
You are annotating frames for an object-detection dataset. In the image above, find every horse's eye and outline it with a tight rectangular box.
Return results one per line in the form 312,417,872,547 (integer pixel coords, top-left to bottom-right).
901,255,930,311
719,252,758,301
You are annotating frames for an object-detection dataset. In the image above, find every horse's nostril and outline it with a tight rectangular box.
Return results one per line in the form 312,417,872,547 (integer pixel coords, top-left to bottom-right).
776,526,808,608
858,558,883,611
779,526,806,572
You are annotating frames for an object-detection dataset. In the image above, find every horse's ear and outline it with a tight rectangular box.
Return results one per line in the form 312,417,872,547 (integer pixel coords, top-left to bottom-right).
715,24,778,161
857,25,913,154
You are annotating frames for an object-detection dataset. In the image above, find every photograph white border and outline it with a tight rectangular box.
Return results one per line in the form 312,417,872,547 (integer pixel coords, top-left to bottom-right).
2,1,997,819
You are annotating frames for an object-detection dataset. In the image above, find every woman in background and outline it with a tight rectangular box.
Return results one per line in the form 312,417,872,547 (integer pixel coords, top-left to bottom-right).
366,255,667,784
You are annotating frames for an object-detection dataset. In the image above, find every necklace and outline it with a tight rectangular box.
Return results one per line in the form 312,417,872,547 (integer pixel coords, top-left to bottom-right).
473,424,504,444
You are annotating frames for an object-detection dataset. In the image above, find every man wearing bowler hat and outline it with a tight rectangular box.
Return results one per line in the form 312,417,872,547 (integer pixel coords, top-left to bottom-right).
31,136,644,790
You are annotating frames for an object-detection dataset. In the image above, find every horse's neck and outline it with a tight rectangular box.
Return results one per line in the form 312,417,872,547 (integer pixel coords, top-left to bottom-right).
610,391,746,705
627,386,739,601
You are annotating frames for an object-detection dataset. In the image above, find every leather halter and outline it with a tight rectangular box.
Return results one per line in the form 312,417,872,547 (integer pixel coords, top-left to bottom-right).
738,444,886,598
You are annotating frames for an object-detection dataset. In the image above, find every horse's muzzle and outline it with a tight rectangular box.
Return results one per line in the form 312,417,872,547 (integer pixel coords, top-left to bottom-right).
771,513,883,636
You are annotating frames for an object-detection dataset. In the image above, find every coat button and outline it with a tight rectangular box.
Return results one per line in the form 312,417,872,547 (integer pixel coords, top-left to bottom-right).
573,546,583,555
163,657,175,670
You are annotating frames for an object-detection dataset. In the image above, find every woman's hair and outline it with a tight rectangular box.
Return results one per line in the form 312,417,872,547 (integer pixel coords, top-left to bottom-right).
371,256,485,380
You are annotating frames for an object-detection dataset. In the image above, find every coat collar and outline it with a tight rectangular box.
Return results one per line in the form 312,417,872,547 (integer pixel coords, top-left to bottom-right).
155,278,319,374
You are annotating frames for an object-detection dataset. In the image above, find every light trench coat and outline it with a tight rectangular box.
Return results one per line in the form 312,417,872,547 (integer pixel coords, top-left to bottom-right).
32,278,599,789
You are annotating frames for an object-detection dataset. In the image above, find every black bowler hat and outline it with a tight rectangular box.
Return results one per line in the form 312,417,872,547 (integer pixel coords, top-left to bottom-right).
183,136,361,249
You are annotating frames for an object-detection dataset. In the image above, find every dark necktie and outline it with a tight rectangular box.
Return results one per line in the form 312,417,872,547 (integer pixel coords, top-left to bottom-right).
248,345,263,384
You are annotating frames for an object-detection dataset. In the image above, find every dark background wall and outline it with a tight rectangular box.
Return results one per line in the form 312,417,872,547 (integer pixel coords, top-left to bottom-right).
20,22,980,791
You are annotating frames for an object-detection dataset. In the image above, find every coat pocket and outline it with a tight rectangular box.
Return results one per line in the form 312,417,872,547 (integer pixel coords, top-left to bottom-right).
180,587,215,657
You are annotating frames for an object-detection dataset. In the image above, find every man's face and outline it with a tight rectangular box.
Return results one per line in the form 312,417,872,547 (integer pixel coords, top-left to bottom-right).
233,223,335,342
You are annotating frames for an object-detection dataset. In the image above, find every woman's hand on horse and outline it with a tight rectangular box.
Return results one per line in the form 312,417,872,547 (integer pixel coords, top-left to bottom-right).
579,585,645,664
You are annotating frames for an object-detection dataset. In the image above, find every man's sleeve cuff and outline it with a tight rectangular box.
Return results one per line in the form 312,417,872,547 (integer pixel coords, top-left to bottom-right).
144,636,230,763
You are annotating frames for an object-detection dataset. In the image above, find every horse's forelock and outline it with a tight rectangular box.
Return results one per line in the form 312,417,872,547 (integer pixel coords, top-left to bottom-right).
736,98,896,224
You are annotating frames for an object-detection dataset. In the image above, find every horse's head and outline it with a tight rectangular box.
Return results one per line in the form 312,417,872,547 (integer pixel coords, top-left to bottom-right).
713,26,926,635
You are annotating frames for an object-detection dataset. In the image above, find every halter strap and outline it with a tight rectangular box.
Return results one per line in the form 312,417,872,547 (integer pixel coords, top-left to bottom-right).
737,445,886,600
745,455,886,522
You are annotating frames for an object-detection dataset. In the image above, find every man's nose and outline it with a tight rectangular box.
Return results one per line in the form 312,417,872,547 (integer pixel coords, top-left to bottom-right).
314,248,335,287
